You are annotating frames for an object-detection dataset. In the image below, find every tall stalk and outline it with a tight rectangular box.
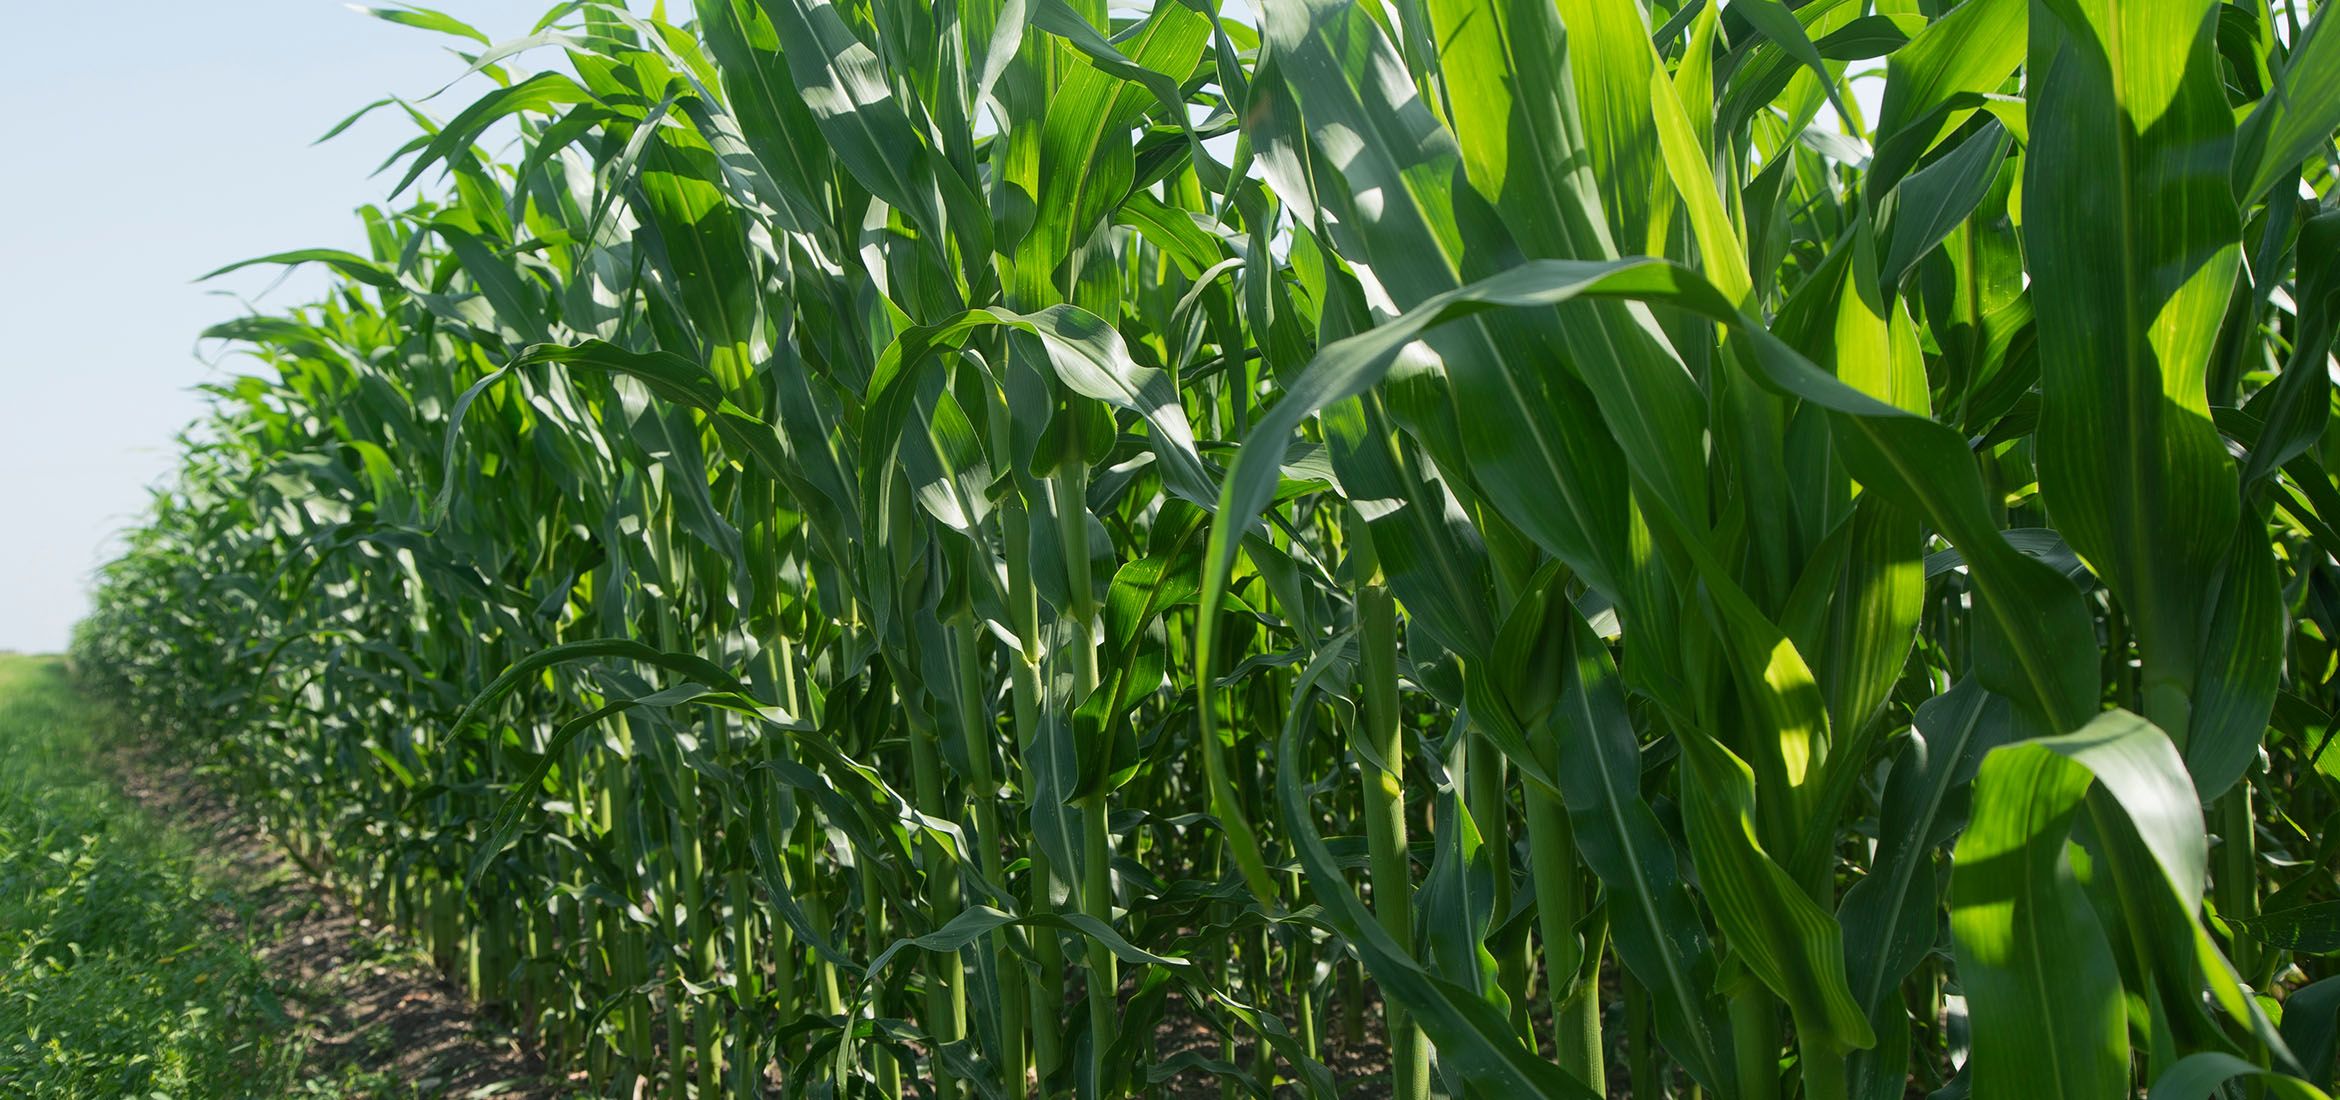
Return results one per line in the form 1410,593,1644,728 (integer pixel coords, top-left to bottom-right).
1524,789,1601,1090
1350,524,1427,1100
1053,461,1118,1094
952,612,1028,1098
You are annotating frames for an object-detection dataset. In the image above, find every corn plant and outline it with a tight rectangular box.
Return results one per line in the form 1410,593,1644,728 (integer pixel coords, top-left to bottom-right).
73,0,2340,1097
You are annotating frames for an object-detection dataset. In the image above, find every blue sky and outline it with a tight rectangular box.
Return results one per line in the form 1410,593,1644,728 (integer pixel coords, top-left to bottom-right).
0,3,603,652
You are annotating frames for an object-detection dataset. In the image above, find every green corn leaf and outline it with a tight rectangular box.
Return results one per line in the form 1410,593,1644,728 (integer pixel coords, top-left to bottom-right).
448,638,748,738
1879,120,2013,288
1550,607,1734,1094
2233,902,2340,954
1840,680,2011,1100
1678,733,1875,1055
2280,977,2340,1087
2024,0,2243,743
1952,711,2230,1100
351,3,494,44
1273,644,1605,1100
388,71,591,198
199,248,405,291
2145,1053,2332,1100
2232,0,2340,205
1869,0,2027,197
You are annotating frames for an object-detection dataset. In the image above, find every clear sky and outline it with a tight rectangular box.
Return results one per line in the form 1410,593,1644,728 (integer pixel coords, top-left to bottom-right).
0,3,620,653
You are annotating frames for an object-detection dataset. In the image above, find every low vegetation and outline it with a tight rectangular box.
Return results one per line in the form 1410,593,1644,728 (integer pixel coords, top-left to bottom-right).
0,656,297,1096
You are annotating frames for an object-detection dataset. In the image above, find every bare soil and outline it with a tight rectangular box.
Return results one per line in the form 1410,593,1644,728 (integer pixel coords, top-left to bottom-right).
104,740,551,1099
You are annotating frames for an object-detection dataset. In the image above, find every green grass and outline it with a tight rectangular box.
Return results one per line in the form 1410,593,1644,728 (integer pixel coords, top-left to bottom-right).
0,654,301,1098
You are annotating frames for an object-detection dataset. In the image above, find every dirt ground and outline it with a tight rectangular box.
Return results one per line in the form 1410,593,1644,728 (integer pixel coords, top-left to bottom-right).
106,741,551,1098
